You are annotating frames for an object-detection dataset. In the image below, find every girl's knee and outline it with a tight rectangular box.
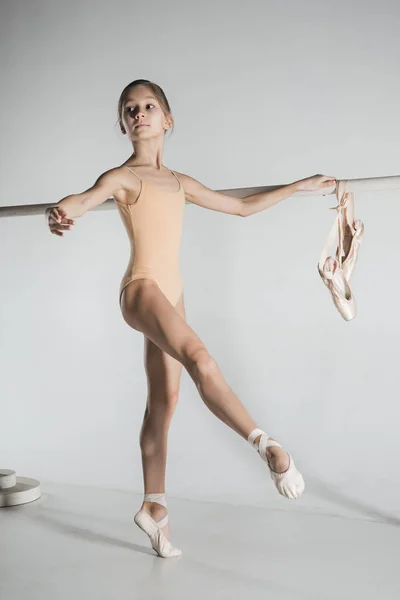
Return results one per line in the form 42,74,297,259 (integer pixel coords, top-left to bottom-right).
186,346,218,379
146,390,180,414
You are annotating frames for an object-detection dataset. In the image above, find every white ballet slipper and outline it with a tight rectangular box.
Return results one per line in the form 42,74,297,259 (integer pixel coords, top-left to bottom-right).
248,428,305,500
134,493,182,558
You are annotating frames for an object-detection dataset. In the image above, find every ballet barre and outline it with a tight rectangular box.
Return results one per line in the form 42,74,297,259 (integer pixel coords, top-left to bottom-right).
1,175,400,218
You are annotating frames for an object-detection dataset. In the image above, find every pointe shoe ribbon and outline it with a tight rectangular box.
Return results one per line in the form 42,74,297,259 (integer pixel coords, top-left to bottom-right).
318,179,364,321
248,428,305,500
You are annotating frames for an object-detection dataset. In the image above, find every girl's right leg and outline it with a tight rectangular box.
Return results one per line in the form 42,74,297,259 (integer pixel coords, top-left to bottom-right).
121,279,295,474
138,291,187,543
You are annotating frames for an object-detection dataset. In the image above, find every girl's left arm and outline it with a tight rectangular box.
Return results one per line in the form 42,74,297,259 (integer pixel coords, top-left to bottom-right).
176,172,335,217
176,172,301,217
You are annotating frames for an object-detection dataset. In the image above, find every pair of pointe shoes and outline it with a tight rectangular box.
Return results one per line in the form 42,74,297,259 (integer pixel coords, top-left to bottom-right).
134,430,304,558
318,180,364,321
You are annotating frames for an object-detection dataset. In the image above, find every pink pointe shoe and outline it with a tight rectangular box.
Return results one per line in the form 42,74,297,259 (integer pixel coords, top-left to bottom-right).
134,493,182,558
318,256,356,322
318,180,364,321
248,428,305,499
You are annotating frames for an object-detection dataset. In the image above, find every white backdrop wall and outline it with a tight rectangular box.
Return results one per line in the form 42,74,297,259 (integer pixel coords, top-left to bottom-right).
1,0,400,521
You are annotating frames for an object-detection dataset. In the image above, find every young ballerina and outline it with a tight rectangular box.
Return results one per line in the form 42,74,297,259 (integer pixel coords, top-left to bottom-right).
46,79,336,558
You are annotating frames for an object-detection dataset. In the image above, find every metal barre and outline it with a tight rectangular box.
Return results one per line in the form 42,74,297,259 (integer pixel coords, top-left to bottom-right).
1,175,400,218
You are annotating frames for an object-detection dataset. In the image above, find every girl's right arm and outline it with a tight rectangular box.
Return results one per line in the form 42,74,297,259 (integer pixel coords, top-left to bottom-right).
46,168,123,236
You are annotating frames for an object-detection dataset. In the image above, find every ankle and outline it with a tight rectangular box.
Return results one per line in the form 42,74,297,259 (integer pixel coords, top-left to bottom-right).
253,433,284,460
141,501,167,516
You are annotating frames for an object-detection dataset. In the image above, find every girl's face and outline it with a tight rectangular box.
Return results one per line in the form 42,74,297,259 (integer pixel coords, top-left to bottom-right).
120,86,171,139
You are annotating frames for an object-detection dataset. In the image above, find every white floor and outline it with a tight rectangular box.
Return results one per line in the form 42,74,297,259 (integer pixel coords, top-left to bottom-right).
1,482,400,600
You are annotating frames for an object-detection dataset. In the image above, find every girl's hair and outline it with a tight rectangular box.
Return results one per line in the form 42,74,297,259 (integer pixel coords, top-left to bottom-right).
117,79,174,135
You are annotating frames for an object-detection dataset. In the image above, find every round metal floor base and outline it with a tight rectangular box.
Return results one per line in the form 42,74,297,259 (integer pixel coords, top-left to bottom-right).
0,469,41,507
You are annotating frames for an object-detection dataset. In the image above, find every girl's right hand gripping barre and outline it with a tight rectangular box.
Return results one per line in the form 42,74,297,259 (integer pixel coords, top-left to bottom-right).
46,206,75,237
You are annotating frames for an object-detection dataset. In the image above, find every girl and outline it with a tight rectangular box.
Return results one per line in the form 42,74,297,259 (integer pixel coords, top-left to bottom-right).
46,79,336,558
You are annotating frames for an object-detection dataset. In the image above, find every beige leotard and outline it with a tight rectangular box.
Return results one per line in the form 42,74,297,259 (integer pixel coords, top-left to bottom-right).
114,166,186,307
